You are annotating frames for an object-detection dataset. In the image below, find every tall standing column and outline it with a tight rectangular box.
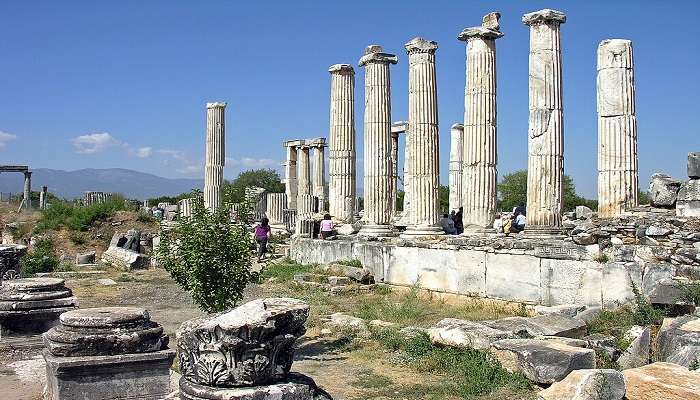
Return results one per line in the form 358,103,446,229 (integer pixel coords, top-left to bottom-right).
283,143,299,209
459,13,503,228
23,171,31,211
402,37,443,236
312,143,326,210
39,186,48,210
448,123,464,212
328,64,356,222
296,145,312,209
390,131,400,215
523,9,566,233
358,45,397,236
204,102,226,212
597,39,638,218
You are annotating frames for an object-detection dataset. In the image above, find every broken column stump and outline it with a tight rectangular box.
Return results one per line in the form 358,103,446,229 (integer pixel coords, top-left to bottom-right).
42,306,175,400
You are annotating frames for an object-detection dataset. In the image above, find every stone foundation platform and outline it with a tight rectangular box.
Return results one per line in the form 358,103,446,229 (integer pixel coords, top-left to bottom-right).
44,349,176,400
290,235,698,307
178,374,332,400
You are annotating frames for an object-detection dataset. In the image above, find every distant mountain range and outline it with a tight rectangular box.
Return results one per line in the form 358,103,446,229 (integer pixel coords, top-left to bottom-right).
0,168,203,200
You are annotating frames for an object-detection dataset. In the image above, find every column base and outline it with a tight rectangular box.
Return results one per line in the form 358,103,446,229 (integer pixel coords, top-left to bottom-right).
400,225,445,238
358,224,395,237
521,226,566,239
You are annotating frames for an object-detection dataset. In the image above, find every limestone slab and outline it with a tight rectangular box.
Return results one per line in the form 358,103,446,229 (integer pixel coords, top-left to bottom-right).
623,362,700,400
537,369,625,400
485,253,541,303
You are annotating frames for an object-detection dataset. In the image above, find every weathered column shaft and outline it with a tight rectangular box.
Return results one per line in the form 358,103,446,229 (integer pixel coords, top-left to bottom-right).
597,39,638,218
296,194,318,217
328,64,356,222
23,172,31,210
459,16,503,227
266,193,287,226
204,102,226,212
297,146,312,209
179,198,194,218
312,145,326,209
390,132,399,214
358,45,397,235
404,38,442,234
448,123,464,212
523,9,566,230
284,145,298,209
39,185,48,210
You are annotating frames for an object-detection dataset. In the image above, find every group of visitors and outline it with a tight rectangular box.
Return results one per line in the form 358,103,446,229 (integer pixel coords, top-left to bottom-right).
253,213,336,262
494,203,527,235
440,207,464,235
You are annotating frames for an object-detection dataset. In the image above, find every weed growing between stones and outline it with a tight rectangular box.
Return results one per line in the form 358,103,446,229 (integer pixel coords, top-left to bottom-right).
258,257,315,282
34,195,133,232
335,259,363,269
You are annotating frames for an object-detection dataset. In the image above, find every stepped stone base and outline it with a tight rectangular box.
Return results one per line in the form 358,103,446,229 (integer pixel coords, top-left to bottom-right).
178,374,332,400
44,349,175,400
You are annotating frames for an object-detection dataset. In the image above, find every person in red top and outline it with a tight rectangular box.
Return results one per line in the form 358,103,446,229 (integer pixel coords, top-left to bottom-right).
254,217,272,262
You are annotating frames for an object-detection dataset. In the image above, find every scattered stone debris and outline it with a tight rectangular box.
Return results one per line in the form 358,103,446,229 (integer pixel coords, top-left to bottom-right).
484,315,587,338
537,369,626,400
429,318,513,350
655,315,700,367
623,362,700,400
617,325,651,370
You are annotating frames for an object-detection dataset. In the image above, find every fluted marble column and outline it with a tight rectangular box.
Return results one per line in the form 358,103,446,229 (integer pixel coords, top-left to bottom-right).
179,198,194,218
297,194,318,216
22,172,31,210
390,131,400,214
328,64,356,222
402,38,443,236
39,185,48,210
358,45,397,236
597,39,638,218
312,143,326,210
448,123,464,212
204,102,226,212
296,145,312,210
266,193,287,228
459,13,503,228
523,9,566,233
283,143,298,209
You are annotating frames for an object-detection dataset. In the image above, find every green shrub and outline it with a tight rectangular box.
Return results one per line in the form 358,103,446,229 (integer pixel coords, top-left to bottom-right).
156,192,252,313
630,280,666,326
22,237,60,276
259,258,314,282
336,259,363,269
35,196,131,232
355,284,431,325
678,281,700,305
68,231,88,245
136,210,155,223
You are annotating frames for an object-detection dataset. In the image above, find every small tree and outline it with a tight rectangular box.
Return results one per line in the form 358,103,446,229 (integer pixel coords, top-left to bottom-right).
223,169,285,204
497,170,597,212
23,237,60,276
156,191,252,313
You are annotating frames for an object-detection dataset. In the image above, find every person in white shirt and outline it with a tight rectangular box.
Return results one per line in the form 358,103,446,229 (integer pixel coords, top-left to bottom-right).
493,213,503,233
513,213,526,232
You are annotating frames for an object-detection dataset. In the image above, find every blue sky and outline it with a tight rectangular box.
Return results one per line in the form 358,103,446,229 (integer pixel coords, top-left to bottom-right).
0,0,698,198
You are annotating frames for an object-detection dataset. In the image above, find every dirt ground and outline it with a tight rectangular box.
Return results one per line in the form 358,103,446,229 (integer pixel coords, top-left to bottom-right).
0,267,536,400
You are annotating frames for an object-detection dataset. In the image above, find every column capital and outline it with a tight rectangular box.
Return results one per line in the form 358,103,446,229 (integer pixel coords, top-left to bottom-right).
458,27,504,41
597,39,633,70
405,37,438,55
359,45,398,67
206,102,227,109
522,9,566,26
391,121,409,134
451,123,464,130
328,64,354,74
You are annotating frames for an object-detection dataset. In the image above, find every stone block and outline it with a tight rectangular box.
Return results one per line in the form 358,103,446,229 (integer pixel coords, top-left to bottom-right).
575,206,594,220
648,277,687,305
601,262,642,307
617,325,650,370
533,304,587,318
642,263,675,298
490,339,596,384
327,276,352,286
655,315,700,367
584,333,619,359
689,152,700,179
623,362,700,400
677,179,700,217
429,318,513,350
101,246,149,270
649,173,681,207
325,263,372,283
484,315,586,338
485,253,541,303
540,260,602,307
44,350,175,400
537,369,625,400
323,312,368,335
75,251,96,265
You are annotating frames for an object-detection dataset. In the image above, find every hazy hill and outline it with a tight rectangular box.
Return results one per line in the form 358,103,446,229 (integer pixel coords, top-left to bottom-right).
0,168,203,200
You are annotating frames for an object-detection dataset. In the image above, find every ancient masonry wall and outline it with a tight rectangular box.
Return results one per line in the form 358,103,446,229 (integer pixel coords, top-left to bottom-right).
291,237,669,307
328,64,356,222
597,39,638,217
204,102,226,212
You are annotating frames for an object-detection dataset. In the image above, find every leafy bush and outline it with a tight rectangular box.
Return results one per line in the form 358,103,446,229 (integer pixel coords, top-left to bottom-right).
678,281,700,305
22,237,60,276
68,231,88,245
35,196,131,232
156,192,252,313
259,258,313,282
136,210,155,223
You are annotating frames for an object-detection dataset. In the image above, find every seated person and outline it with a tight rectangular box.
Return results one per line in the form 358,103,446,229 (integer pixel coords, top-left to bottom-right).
319,214,334,239
439,213,457,234
511,212,526,233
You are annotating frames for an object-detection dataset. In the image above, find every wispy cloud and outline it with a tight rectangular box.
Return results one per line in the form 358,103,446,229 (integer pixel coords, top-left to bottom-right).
131,146,153,158
71,132,119,154
0,131,17,148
